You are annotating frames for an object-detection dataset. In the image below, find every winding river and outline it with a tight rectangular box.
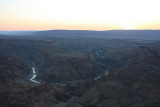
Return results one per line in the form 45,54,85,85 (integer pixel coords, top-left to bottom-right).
30,67,41,84
29,62,109,84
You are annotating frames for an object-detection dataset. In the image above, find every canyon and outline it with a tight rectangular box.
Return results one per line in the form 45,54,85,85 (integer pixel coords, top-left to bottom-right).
0,30,160,107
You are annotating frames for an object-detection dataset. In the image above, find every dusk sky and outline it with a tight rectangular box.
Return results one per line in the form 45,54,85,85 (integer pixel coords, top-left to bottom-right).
0,0,160,31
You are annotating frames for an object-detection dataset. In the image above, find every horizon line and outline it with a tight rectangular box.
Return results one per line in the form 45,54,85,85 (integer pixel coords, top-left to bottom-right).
1,29,160,32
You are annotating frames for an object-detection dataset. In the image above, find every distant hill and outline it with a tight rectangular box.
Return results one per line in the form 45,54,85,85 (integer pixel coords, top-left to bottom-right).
0,31,37,35
34,30,160,40
1,30,160,40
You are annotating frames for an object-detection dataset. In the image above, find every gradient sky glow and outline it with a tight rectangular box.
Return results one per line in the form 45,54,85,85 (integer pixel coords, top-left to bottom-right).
0,0,160,31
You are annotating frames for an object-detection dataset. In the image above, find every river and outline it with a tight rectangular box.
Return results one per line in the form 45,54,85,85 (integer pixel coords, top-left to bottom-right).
30,67,41,84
